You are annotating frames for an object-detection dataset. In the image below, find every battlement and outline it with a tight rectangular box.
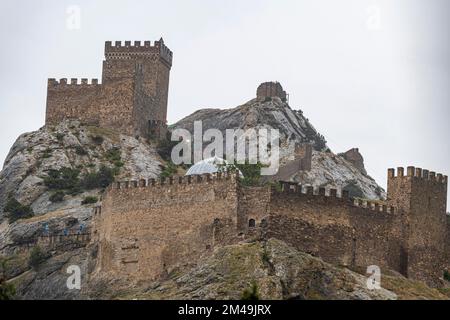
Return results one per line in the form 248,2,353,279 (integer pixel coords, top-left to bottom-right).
275,181,395,213
353,199,395,213
104,39,173,66
48,78,100,87
388,167,448,184
107,171,240,193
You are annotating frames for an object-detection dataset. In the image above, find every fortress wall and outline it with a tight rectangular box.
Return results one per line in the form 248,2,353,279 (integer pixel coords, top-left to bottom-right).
46,79,102,126
265,189,356,266
45,78,136,136
264,186,398,270
95,174,240,281
347,206,401,272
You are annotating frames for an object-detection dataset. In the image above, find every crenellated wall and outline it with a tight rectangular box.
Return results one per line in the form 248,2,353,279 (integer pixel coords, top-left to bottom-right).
93,172,241,281
91,166,448,286
263,182,400,271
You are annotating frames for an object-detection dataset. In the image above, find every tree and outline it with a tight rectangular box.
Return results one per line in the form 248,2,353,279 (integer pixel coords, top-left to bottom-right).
4,197,33,223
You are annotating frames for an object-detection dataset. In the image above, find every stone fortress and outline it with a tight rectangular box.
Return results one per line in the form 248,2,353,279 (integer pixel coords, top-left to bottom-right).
45,39,448,288
46,38,172,139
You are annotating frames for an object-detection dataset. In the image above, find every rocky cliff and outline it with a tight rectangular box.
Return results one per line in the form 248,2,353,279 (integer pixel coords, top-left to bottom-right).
172,97,385,199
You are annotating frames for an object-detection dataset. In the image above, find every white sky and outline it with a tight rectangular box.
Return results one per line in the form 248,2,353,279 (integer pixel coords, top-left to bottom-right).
0,0,449,202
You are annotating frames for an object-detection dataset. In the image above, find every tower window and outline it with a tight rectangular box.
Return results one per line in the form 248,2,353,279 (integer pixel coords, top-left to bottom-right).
248,219,256,228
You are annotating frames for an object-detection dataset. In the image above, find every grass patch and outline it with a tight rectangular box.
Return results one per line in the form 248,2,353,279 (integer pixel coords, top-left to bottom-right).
241,281,260,300
382,275,448,300
81,196,98,205
87,125,119,144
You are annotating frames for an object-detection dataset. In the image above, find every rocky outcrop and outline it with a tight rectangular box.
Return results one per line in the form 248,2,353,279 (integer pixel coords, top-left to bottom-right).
172,98,385,199
340,148,367,175
87,239,448,300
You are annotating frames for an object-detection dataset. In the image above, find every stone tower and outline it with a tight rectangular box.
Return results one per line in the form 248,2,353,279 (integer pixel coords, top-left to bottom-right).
256,82,287,101
387,167,448,285
45,38,173,139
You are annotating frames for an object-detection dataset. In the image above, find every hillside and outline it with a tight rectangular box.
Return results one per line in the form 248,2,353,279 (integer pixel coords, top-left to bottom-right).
172,97,385,199
86,238,448,300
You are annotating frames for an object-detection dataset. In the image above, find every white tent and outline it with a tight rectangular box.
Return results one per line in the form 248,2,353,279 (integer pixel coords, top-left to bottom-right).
185,156,243,177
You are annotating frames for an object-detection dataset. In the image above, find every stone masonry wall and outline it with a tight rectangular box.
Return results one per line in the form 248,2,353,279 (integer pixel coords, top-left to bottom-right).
91,168,447,286
264,184,399,270
387,167,448,286
45,39,172,139
94,173,239,281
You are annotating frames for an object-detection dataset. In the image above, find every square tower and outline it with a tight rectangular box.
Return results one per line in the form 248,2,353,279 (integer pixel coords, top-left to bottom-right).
45,38,172,139
387,166,448,286
103,39,173,138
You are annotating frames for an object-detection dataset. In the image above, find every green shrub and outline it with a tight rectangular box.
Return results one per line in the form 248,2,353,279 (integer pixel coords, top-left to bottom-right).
28,246,47,270
41,148,53,159
444,270,450,282
343,181,364,199
220,161,266,187
55,133,64,142
75,146,88,156
0,280,15,300
156,135,179,161
160,162,178,179
4,197,33,223
91,135,104,145
105,147,121,163
80,166,115,190
43,167,80,191
114,160,124,168
81,196,98,205
49,191,65,203
241,281,260,300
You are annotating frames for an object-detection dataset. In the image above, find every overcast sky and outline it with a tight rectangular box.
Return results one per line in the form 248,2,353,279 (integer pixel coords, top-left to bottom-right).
1,0,449,201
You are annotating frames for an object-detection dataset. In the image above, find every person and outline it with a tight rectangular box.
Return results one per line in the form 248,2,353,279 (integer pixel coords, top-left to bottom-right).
43,223,49,236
